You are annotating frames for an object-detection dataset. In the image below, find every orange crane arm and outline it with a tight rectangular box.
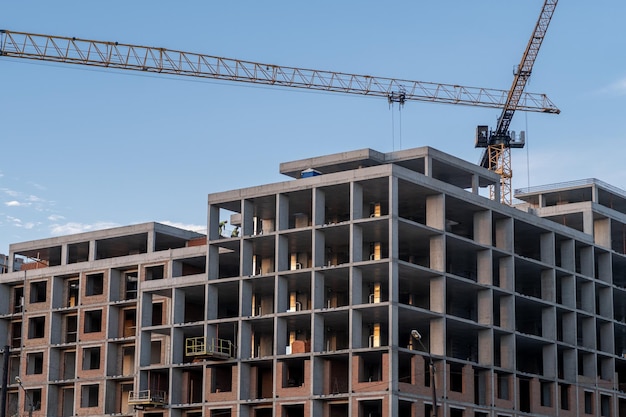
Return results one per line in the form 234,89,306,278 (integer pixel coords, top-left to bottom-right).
0,29,560,113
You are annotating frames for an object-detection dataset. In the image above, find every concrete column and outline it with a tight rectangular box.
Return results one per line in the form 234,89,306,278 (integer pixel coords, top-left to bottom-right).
540,232,555,265
494,217,513,252
208,204,220,241
477,289,492,326
351,182,363,220
430,276,445,314
207,243,219,280
541,269,556,302
60,244,68,266
313,230,325,268
478,328,493,366
593,217,611,249
277,235,288,272
429,235,445,273
424,155,433,177
471,173,480,194
500,333,515,370
581,210,594,236
89,239,96,261
474,210,492,245
350,309,362,349
430,317,445,357
314,188,325,226
147,230,155,253
542,306,556,341
425,194,445,230
172,288,185,324
242,199,254,236
351,225,362,263
477,250,492,286
542,343,557,379
277,194,289,231
560,239,575,272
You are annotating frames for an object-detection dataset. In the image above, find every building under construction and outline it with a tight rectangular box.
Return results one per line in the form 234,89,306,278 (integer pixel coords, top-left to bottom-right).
2,146,626,417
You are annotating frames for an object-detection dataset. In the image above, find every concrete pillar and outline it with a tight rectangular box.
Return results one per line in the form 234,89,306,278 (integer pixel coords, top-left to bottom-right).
560,239,575,272
540,232,555,265
89,239,96,261
351,182,363,220
147,230,155,253
278,194,290,231
474,210,492,245
594,216,612,249
425,194,445,230
471,173,480,194
314,188,325,226
242,199,254,236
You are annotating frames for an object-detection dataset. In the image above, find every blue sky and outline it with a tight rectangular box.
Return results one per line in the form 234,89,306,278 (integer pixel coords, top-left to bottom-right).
1,1,625,253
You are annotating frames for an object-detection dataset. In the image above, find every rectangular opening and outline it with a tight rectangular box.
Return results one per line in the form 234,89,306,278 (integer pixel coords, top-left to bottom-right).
122,346,135,375
497,373,510,400
30,281,47,303
560,384,570,410
146,265,165,280
66,315,78,343
63,351,76,379
81,384,99,408
150,340,162,365
450,363,463,392
211,365,233,393
28,316,45,339
124,271,138,300
67,279,79,307
13,286,24,313
84,310,102,333
25,389,42,411
26,352,44,374
61,387,74,417
152,303,163,326
541,381,552,407
82,347,101,370
86,273,104,296
123,309,137,337
584,391,594,414
11,321,22,348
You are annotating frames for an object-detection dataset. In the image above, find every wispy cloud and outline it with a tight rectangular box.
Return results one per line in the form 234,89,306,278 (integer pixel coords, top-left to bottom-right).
48,214,65,221
49,221,120,236
160,220,206,234
2,188,20,198
600,76,626,96
5,200,27,207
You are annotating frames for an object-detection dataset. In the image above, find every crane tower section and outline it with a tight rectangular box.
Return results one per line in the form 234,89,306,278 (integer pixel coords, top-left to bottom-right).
476,0,558,205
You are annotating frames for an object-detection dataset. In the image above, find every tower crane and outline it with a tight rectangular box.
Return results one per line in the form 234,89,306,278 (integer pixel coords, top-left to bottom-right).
0,26,559,203
475,0,558,205
0,29,559,115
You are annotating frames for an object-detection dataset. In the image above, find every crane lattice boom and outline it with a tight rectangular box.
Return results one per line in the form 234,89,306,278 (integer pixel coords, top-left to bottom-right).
496,0,558,136
0,29,559,113
476,0,558,205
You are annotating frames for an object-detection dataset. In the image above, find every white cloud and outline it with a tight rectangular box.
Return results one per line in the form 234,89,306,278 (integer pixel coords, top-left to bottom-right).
27,195,44,203
48,214,65,221
5,200,26,207
49,221,120,236
6,215,22,225
2,189,20,197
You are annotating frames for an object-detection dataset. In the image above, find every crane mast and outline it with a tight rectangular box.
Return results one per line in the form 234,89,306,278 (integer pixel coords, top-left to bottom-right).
0,29,559,113
476,0,558,205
